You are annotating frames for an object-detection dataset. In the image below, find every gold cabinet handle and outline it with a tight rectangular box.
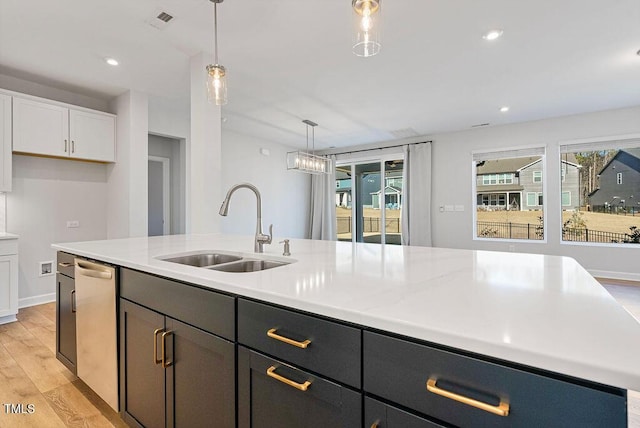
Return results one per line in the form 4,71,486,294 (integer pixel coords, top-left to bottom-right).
266,366,311,391
370,421,380,428
267,328,311,349
153,328,164,365
58,262,72,268
426,378,509,416
161,331,173,368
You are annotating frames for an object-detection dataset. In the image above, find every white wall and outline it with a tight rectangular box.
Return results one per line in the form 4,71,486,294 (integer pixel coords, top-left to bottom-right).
1,74,112,305
221,130,310,241
107,91,148,238
7,156,108,305
429,105,640,279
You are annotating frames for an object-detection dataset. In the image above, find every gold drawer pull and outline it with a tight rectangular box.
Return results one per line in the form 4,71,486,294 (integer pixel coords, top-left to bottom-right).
58,262,73,268
370,422,380,428
266,366,311,391
426,378,509,417
267,328,311,349
161,331,173,368
153,328,164,365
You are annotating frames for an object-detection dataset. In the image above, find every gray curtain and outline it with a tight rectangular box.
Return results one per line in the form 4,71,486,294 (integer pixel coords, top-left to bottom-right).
401,143,432,246
309,155,337,240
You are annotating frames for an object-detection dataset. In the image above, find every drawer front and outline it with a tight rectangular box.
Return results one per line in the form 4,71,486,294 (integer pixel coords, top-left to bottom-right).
0,239,17,257
238,299,361,388
364,331,626,428
238,346,361,428
120,268,235,341
365,397,445,428
57,251,75,278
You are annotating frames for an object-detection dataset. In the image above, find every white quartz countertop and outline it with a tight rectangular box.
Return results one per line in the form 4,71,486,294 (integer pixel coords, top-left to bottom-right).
53,234,640,391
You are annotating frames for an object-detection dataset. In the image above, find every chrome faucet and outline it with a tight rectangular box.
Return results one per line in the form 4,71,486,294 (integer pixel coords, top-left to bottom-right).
219,183,273,253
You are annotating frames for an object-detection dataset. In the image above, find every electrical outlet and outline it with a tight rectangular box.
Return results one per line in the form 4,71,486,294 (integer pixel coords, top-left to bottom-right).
39,261,54,277
67,220,80,228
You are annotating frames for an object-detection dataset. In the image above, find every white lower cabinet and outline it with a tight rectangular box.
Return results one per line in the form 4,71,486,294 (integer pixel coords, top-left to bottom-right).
0,238,19,324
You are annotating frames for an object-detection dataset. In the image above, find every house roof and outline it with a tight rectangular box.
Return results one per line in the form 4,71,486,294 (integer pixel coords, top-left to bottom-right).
370,185,403,195
477,155,580,175
597,149,640,175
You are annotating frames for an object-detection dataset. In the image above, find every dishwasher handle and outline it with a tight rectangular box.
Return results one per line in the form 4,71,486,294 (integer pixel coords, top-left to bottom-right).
76,261,113,280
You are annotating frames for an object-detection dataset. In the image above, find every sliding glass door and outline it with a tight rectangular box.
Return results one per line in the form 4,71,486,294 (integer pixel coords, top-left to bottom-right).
335,157,403,245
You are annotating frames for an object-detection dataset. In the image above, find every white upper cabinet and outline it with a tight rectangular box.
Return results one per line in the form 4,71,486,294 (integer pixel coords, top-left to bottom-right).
0,94,12,191
69,109,115,162
12,96,115,163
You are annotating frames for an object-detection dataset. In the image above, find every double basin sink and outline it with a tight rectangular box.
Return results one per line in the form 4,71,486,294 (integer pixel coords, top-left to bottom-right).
159,251,291,273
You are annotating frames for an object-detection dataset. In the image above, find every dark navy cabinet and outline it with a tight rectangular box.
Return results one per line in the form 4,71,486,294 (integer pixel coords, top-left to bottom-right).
56,251,77,374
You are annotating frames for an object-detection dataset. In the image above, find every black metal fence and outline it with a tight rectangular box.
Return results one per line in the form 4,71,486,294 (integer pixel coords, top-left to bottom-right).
561,227,630,243
477,221,543,240
478,221,633,243
337,217,401,234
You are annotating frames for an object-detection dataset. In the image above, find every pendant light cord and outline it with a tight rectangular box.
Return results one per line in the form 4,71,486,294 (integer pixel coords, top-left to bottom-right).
214,3,219,64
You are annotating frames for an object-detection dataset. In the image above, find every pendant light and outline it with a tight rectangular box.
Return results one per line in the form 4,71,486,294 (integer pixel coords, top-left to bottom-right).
206,0,227,105
352,0,381,57
287,120,331,175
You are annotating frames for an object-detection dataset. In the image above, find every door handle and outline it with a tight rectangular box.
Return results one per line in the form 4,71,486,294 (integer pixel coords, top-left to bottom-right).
161,331,173,368
426,378,509,416
267,328,311,349
71,290,76,313
153,328,164,365
266,366,311,391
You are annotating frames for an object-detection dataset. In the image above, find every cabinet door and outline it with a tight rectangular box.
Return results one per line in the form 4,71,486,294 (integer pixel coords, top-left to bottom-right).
238,347,361,428
13,97,68,157
120,299,166,428
69,109,115,162
165,318,235,428
0,254,18,319
56,273,76,374
365,397,445,428
0,94,11,191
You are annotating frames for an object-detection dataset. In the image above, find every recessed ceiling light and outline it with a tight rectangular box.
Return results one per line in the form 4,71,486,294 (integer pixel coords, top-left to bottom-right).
482,30,503,41
500,106,510,113
105,58,119,66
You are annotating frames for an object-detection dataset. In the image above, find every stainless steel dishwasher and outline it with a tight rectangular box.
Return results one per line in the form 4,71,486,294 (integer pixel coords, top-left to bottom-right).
74,258,118,411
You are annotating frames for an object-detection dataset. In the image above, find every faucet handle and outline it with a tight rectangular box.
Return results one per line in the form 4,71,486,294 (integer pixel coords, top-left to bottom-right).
266,224,273,244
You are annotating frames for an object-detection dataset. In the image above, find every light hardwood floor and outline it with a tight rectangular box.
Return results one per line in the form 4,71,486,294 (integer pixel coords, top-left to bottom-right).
0,285,639,427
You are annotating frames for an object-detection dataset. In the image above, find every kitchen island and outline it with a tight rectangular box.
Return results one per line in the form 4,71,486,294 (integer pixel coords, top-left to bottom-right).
53,234,640,427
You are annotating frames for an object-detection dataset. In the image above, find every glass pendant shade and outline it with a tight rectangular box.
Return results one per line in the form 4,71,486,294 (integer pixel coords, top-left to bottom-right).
352,0,381,57
206,64,228,105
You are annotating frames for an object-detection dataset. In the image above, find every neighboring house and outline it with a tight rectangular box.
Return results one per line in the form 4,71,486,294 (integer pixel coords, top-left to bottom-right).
476,156,581,211
336,171,403,209
589,149,640,213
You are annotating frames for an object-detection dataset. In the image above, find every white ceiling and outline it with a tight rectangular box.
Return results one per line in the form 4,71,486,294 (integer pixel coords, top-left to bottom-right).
1,0,639,149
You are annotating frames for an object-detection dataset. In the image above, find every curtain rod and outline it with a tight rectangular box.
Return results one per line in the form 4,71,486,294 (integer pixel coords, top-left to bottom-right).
327,140,432,157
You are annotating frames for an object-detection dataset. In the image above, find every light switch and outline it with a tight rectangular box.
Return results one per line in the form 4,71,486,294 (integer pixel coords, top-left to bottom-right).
444,205,454,212
454,205,464,212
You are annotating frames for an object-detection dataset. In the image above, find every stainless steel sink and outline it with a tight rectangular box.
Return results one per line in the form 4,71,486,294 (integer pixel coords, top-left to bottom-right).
208,259,290,272
162,253,242,267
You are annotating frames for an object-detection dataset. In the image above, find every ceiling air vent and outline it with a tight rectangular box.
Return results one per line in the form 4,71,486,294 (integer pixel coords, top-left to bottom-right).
157,12,174,23
147,9,175,30
389,128,419,139
471,123,490,128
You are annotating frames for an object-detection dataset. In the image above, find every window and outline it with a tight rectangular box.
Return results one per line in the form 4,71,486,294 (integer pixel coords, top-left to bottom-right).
335,157,404,245
559,137,640,244
474,147,545,241
533,171,542,183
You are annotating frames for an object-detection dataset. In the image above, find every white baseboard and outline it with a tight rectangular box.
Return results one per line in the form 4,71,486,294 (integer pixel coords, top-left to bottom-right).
19,293,56,309
0,315,18,325
588,270,640,283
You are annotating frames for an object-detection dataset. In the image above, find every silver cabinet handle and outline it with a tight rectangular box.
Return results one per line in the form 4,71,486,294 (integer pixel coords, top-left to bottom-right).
71,290,76,313
64,139,68,152
71,140,75,153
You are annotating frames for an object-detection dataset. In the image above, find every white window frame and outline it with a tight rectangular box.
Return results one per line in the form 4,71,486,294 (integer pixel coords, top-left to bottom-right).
617,172,623,185
533,171,542,183
472,145,547,243
558,133,640,248
527,192,537,207
561,191,571,207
